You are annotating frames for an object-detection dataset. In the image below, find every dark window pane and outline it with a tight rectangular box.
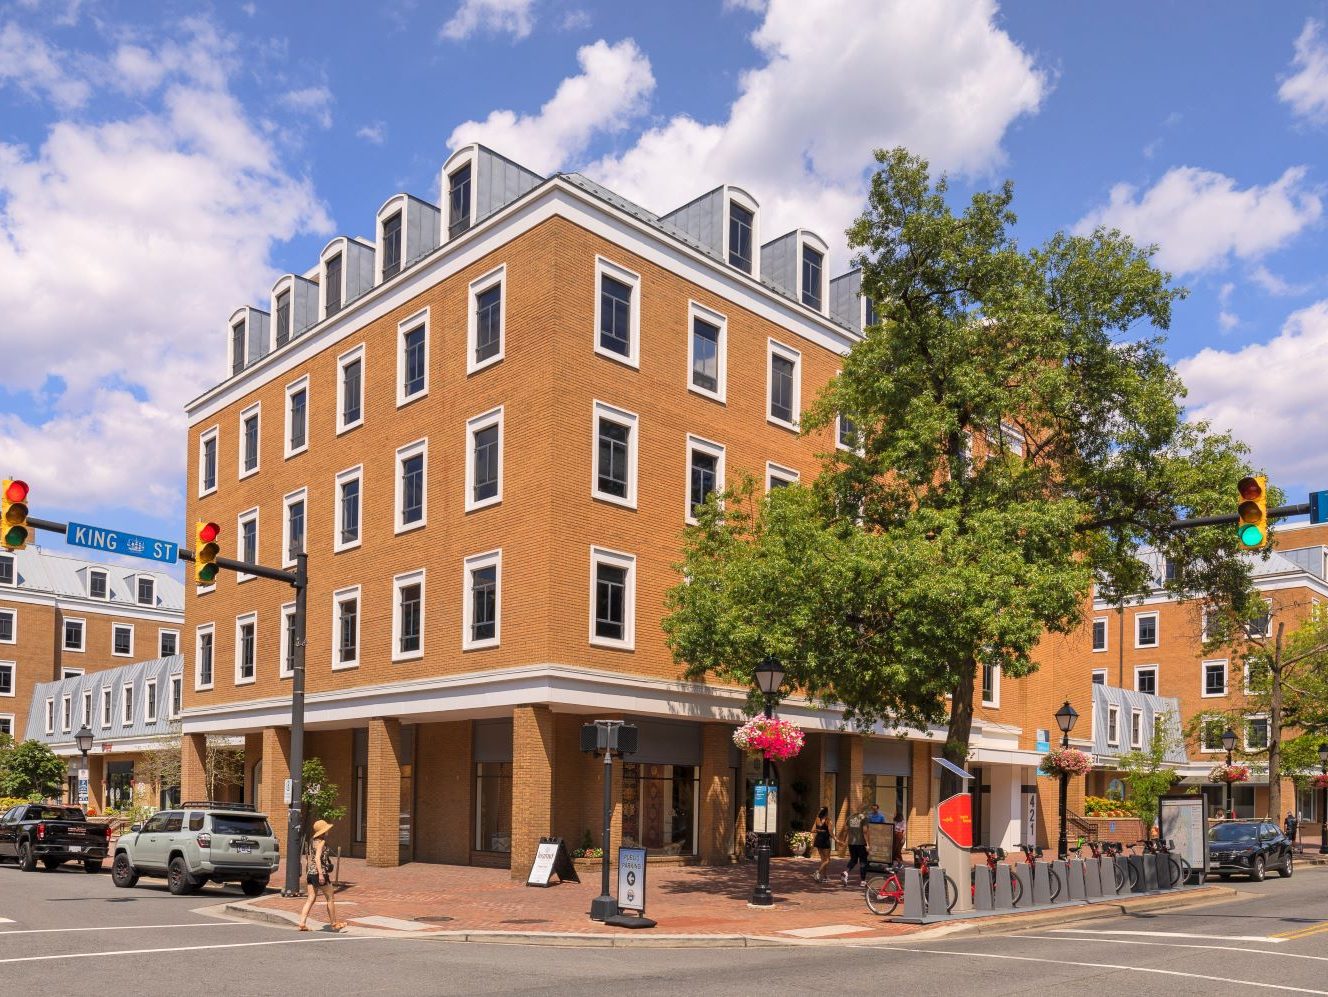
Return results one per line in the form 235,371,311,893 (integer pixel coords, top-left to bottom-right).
400,583,421,653
114,628,131,654
339,599,357,662
0,557,11,585
594,564,627,640
160,631,177,657
691,318,720,392
838,414,856,448
1137,669,1156,695
202,437,217,490
599,275,632,357
231,322,245,375
382,212,402,280
284,611,296,673
137,577,154,605
473,425,499,502
342,358,362,425
471,566,497,642
401,455,424,524
689,450,718,516
289,389,306,450
728,203,753,273
325,254,343,316
199,633,213,684
0,664,11,695
801,246,822,309
597,419,630,498
90,572,106,599
243,415,258,471
240,623,255,677
864,296,878,327
341,479,361,542
449,163,472,238
770,354,795,423
275,290,291,346
242,520,256,563
288,500,304,556
475,284,502,364
404,326,426,396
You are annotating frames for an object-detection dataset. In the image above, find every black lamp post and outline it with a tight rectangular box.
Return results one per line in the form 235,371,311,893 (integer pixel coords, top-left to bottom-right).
74,724,94,810
1054,700,1078,861
750,656,785,907
1221,727,1238,820
1318,743,1328,856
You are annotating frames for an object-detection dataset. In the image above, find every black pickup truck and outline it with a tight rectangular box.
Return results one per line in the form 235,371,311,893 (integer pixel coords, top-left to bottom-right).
0,803,110,872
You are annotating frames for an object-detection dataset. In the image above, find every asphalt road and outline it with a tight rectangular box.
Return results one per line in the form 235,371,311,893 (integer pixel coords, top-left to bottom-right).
2,857,1325,995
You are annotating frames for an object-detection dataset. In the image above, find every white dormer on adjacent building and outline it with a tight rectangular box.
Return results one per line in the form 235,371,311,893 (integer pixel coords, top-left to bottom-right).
440,144,543,242
318,236,376,321
760,229,829,314
660,185,761,279
828,268,878,333
228,306,271,376
375,194,442,283
269,273,320,349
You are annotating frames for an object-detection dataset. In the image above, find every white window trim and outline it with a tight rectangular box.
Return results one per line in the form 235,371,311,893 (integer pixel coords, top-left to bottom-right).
0,553,12,587
238,401,261,480
236,507,259,583
332,585,361,671
395,438,428,534
63,617,85,652
282,487,308,568
279,601,296,678
0,608,13,645
376,198,405,283
320,242,346,319
1106,705,1119,747
835,410,864,454
1246,598,1274,639
168,675,182,720
465,406,504,513
1134,611,1159,649
334,464,364,552
766,461,800,492
1201,659,1229,699
1244,714,1269,752
144,679,158,724
111,623,134,658
88,568,109,601
591,401,639,509
121,682,134,725
158,628,179,658
195,624,215,692
589,546,636,651
1091,616,1108,652
467,264,506,375
44,697,54,734
284,374,310,459
1091,667,1108,686
795,233,829,315
1130,709,1143,749
198,425,219,498
593,256,642,369
766,337,802,431
81,690,92,726
396,307,430,407
981,663,1000,708
444,148,477,238
135,574,156,608
1199,714,1226,753
234,612,257,686
686,300,727,403
1134,664,1158,695
0,660,12,698
336,342,366,435
462,552,501,651
61,693,71,732
723,188,761,279
999,421,1026,457
61,667,84,679
100,687,111,728
392,569,427,662
0,714,10,737
685,434,726,526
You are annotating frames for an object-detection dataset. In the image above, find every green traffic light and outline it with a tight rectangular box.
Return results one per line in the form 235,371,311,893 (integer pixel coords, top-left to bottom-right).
2,525,26,547
1238,523,1264,547
198,563,218,583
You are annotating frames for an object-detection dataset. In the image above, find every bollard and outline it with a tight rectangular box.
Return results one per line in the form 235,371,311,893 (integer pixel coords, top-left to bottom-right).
1112,855,1130,896
1013,863,1033,907
1083,856,1103,898
994,865,1015,909
974,869,994,911
1067,859,1087,900
901,866,926,920
1031,862,1053,906
1142,853,1159,892
1127,855,1147,894
926,867,950,917
1052,860,1071,902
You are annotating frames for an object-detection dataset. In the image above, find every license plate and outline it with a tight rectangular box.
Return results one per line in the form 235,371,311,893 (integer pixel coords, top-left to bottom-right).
68,845,81,853
233,843,253,853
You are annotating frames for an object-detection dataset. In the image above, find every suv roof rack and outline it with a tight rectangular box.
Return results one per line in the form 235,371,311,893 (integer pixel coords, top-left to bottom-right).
181,801,257,812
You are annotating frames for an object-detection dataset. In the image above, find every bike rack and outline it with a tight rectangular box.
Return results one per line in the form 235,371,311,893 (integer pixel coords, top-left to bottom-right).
993,867,1015,909
1066,859,1087,900
901,866,926,920
1082,857,1103,898
1012,863,1033,907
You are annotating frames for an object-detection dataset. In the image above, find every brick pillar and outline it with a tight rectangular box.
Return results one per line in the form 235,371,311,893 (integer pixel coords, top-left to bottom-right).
181,732,207,802
366,718,403,868
258,727,291,857
842,734,864,823
510,705,555,880
86,753,105,813
908,740,931,847
699,722,733,864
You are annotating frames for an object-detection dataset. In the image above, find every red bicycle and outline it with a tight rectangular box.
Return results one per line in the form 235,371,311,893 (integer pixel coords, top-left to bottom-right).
864,845,956,916
1016,843,1062,901
971,846,1023,906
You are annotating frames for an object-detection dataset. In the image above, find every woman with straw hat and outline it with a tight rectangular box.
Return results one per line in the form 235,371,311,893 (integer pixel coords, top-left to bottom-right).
296,819,344,932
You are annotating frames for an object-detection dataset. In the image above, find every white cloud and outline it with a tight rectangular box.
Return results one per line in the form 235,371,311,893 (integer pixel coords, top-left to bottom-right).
447,38,655,175
280,85,334,129
1249,264,1310,297
559,9,591,31
1217,282,1238,331
441,0,536,41
1075,166,1322,275
1180,300,1328,486
357,121,387,145
0,22,91,110
1279,19,1328,124
724,0,768,11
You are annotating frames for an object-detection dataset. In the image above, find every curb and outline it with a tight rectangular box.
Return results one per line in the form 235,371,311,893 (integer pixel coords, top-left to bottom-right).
930,885,1241,937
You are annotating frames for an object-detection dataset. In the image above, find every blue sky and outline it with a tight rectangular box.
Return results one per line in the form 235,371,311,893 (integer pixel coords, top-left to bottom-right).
1,0,1327,576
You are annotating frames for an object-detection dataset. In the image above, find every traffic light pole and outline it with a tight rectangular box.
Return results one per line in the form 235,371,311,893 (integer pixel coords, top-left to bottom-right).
1166,502,1310,531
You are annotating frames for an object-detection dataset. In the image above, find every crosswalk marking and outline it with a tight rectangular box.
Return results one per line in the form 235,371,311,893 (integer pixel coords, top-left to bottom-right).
1047,927,1285,944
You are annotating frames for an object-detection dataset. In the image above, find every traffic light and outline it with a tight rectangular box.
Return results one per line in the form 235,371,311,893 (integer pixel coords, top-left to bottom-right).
1,479,30,550
1237,475,1268,549
195,521,221,584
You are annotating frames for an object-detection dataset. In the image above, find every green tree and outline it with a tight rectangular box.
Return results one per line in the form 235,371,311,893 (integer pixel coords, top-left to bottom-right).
1118,715,1182,829
0,740,69,799
301,757,346,825
664,148,1259,780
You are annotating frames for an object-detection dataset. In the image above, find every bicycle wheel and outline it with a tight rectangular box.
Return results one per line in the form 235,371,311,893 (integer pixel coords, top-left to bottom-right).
1177,857,1192,885
864,873,900,916
1047,867,1062,902
944,874,958,912
1126,861,1139,890
1009,868,1024,906
1108,860,1125,892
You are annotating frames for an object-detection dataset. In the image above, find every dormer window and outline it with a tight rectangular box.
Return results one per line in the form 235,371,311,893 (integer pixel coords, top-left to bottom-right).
137,576,155,606
801,245,823,310
449,162,472,238
382,211,402,280
88,569,107,600
325,253,343,317
230,320,246,375
729,202,754,273
0,554,13,586
275,289,291,347
864,295,878,328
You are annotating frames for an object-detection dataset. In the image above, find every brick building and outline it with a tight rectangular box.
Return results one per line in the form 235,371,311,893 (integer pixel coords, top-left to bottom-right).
180,144,1078,874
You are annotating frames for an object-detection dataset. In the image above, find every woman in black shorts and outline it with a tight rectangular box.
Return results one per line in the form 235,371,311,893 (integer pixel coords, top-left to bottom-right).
297,819,344,932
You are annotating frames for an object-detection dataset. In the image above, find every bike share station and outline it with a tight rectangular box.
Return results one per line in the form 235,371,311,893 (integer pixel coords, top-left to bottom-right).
884,759,1204,925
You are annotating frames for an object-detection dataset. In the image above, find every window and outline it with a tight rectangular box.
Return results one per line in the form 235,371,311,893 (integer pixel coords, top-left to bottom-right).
239,403,260,477
335,465,363,551
393,571,425,661
275,288,291,347
801,244,823,310
285,378,308,457
61,694,71,732
463,551,500,650
475,760,512,852
864,295,879,327
0,716,10,737
396,439,427,532
112,624,134,657
981,662,1000,707
0,661,12,697
592,402,638,508
61,667,83,680
231,320,246,375
280,602,296,678
1246,601,1272,638
381,211,402,280
1203,660,1228,698
121,682,134,725
594,258,640,367
0,554,12,585
1246,716,1269,751
1130,710,1143,748
337,344,364,433
590,547,635,649
324,252,343,317
1200,716,1226,752
1135,666,1157,696
688,302,726,401
1135,612,1158,648
196,625,214,690
1091,668,1107,685
466,407,503,512
235,614,256,684
100,687,111,727
169,676,182,720
199,428,218,495
686,435,724,524
237,508,258,581
333,587,360,670
1092,618,1108,652
88,569,107,600
767,339,801,428
448,162,472,238
766,462,799,491
45,698,54,734
1106,705,1119,746
837,413,858,451
728,201,754,273
1163,557,1178,583
137,576,155,606
468,266,505,372
398,311,429,403
284,489,306,566
144,680,157,723
158,630,178,657
0,609,12,644
999,422,1025,457
82,690,91,726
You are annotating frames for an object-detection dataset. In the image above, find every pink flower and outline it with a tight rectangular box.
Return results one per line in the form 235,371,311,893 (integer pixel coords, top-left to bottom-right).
733,717,805,761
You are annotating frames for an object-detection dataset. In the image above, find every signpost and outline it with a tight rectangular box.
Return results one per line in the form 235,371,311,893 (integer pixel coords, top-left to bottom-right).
65,522,178,565
77,768,89,807
616,846,648,914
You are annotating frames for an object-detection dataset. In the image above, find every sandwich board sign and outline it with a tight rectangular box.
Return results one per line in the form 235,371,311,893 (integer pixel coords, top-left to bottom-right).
617,846,648,913
526,836,579,887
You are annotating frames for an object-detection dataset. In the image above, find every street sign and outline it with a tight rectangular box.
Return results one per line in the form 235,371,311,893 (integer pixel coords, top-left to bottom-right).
1311,490,1328,525
66,522,178,565
753,782,779,834
617,846,648,913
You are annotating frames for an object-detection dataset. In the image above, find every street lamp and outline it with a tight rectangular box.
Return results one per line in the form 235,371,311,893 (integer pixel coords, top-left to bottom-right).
1221,727,1238,820
74,724,94,810
750,656,785,907
1054,701,1078,861
1318,743,1328,856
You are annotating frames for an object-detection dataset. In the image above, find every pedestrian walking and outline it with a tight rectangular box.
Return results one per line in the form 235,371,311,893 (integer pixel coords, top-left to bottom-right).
892,811,907,864
866,803,887,824
1285,812,1299,853
296,819,345,932
841,809,870,886
812,806,834,883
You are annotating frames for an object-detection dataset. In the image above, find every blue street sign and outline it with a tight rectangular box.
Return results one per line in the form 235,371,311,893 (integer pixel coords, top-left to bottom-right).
66,522,178,565
1311,491,1328,525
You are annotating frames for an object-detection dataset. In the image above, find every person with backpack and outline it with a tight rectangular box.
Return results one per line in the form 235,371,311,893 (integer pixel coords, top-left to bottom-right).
296,819,345,932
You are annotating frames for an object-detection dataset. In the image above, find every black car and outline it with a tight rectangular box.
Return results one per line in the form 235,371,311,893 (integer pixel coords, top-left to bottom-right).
1208,819,1293,881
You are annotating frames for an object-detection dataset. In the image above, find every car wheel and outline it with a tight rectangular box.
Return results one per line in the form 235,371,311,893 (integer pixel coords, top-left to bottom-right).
240,878,269,898
1250,856,1266,882
111,852,139,889
1279,854,1293,879
167,857,197,896
1219,873,1231,880
84,859,103,874
17,842,36,872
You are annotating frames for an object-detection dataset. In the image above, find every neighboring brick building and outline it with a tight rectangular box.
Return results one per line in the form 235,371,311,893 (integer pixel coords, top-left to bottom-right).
180,144,1070,874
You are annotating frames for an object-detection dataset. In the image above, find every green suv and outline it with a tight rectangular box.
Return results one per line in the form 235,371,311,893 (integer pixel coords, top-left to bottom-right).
111,802,279,897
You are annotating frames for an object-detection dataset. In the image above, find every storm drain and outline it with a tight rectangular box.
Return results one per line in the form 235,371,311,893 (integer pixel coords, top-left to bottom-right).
413,915,455,924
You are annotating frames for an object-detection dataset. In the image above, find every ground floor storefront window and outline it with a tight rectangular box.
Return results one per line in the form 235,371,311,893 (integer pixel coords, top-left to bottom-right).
862,774,909,818
107,761,134,810
622,763,698,855
475,761,512,853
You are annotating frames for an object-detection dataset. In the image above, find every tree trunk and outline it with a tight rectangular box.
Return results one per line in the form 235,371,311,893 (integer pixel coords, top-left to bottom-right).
1268,622,1285,821
942,657,977,798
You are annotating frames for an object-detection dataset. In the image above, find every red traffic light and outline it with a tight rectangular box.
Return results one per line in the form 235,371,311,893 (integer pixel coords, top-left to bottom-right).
3,479,28,504
1238,476,1263,501
198,522,220,543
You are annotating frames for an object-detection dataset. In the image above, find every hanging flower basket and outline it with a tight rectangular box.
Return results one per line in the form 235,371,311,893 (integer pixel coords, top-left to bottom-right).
733,716,805,762
1210,763,1250,784
1311,773,1328,791
1040,746,1092,777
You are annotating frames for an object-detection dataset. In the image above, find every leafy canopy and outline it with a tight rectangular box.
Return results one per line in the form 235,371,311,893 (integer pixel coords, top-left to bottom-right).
0,739,69,798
